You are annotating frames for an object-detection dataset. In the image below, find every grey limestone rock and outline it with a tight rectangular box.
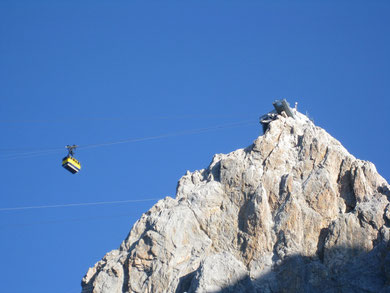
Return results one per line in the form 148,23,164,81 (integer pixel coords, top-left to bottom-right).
82,110,390,293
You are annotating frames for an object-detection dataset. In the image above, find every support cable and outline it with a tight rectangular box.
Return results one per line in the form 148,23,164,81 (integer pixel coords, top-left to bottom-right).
0,119,257,160
0,198,161,212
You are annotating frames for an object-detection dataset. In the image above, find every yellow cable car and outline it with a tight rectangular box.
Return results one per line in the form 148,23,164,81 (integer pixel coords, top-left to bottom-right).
62,145,81,174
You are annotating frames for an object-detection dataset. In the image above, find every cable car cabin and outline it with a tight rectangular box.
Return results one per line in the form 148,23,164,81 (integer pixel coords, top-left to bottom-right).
62,156,81,174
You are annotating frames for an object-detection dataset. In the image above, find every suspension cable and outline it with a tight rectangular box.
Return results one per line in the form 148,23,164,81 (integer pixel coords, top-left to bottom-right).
0,119,257,160
0,198,161,212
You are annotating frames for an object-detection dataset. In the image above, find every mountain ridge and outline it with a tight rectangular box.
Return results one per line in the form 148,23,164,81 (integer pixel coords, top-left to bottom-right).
82,109,390,293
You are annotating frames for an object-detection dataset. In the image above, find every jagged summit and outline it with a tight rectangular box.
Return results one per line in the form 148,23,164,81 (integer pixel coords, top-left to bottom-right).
82,107,390,293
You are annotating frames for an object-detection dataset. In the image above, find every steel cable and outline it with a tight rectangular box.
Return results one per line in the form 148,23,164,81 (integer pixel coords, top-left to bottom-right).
0,198,161,212
0,119,257,160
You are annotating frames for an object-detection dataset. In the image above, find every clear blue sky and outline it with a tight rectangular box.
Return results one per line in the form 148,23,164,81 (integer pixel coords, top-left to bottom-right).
0,1,389,292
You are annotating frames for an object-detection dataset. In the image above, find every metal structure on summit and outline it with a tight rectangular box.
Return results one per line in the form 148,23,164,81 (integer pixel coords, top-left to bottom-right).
260,99,295,133
62,145,81,174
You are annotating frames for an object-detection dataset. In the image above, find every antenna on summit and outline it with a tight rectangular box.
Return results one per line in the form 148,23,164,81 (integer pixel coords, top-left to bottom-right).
260,99,295,133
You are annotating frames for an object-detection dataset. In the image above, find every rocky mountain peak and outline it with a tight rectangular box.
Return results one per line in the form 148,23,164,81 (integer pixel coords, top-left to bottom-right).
81,107,390,293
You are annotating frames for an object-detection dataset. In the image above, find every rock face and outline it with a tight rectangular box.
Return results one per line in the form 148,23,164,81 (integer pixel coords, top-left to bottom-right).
81,110,390,293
